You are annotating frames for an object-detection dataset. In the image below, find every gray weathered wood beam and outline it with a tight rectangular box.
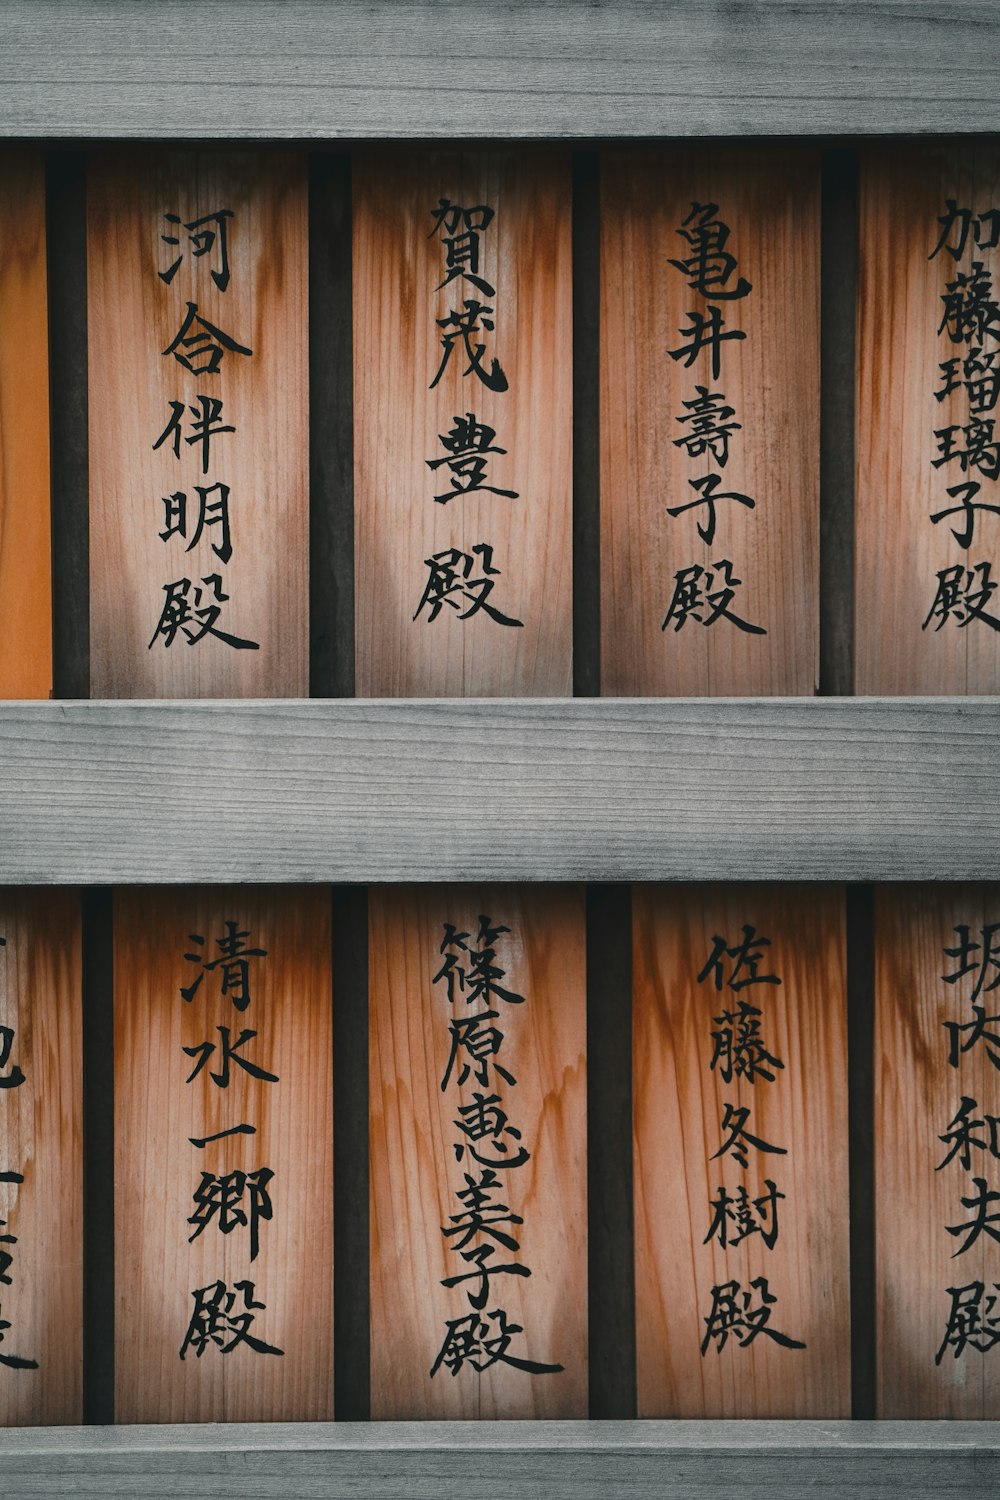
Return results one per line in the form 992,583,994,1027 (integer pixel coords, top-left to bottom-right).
1,0,996,140
0,698,994,884
2,1419,999,1497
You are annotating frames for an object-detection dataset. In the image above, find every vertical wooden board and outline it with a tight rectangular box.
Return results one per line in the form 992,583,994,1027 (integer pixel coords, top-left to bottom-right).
370,885,587,1417
600,148,820,696
876,885,1000,1416
88,151,308,697
115,887,332,1423
633,884,849,1417
0,151,52,698
354,151,573,696
0,890,82,1425
857,148,1000,693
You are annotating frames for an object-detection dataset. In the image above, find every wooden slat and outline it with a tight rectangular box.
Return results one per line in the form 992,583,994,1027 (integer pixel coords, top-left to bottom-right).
857,147,1000,693
370,885,586,1417
1,1419,999,1497
1,2,998,139
0,150,51,698
819,148,859,698
114,887,332,1423
354,150,572,695
308,152,355,700
47,151,91,700
601,149,819,695
0,891,81,1426
88,150,308,697
633,884,849,1417
0,700,996,885
876,884,1000,1417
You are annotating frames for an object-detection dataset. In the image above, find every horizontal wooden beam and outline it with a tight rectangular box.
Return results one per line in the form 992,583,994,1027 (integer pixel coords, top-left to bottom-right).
1,1419,998,1496
0,698,995,884
1,1,996,140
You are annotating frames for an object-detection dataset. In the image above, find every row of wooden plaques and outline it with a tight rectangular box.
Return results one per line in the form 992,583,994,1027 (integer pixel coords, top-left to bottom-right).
1,884,998,1424
1,146,998,696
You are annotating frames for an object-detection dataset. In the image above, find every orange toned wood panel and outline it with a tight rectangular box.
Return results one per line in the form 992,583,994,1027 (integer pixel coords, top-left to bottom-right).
354,151,573,695
115,887,332,1423
0,891,82,1426
88,151,308,697
876,885,1000,1416
601,149,820,695
0,152,51,698
633,884,849,1417
370,885,587,1417
857,148,1000,693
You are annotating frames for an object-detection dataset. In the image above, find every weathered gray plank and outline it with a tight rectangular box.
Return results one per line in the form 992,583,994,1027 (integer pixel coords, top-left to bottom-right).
0,0,996,139
0,699,995,883
1,1420,998,1498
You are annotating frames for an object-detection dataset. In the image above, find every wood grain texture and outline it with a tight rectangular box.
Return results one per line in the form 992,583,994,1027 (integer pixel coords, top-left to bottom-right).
0,890,81,1426
114,887,332,1423
370,885,586,1417
0,150,51,698
88,151,308,697
634,884,849,1417
857,148,1000,693
354,151,572,695
1,1419,999,1498
2,2,998,139
876,885,1000,1417
0,699,996,885
601,149,819,695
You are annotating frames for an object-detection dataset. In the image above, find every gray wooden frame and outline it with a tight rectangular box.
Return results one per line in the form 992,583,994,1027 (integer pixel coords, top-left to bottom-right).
2,1,999,1493
0,698,995,885
4,1420,1000,1497
2,0,998,139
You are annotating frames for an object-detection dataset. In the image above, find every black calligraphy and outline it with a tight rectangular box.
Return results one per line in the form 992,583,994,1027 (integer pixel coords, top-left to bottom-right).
924,199,1000,635
936,916,1000,1364
418,194,522,631
664,202,764,637
428,201,506,389
696,920,803,1357
700,1276,806,1356
412,544,524,627
178,916,282,1360
179,1279,283,1359
430,916,563,1379
152,203,258,655
181,922,268,1012
160,210,234,292
0,934,37,1370
187,1167,275,1263
425,413,519,505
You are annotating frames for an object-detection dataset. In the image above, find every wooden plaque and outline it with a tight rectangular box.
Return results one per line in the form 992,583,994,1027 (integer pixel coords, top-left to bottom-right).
115,887,333,1423
876,885,1000,1416
857,148,1000,693
370,885,587,1417
0,151,52,698
601,148,820,695
633,884,849,1417
0,891,82,1426
88,151,308,697
354,151,573,696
